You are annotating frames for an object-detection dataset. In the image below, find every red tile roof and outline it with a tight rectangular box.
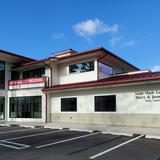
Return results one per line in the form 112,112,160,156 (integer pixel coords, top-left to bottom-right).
43,72,160,92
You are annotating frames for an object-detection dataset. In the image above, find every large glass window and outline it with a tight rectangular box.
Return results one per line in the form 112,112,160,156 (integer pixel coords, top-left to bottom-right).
0,97,5,120
95,95,116,112
9,96,42,118
61,98,77,112
23,68,45,78
0,61,5,89
69,61,94,74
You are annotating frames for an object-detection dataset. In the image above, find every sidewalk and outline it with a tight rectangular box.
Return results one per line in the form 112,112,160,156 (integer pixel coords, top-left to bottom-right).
1,121,160,139
45,122,160,139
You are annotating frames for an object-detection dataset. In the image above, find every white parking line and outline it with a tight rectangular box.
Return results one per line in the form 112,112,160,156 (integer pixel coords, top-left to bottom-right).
36,132,101,149
0,128,37,134
89,134,144,159
4,129,69,141
0,140,30,150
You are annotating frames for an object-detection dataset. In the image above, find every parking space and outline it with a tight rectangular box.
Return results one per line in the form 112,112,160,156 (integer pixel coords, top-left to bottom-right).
0,126,159,160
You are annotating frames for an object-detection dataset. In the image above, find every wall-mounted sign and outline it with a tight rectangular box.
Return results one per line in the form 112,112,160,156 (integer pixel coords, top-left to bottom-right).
135,90,160,102
8,77,46,90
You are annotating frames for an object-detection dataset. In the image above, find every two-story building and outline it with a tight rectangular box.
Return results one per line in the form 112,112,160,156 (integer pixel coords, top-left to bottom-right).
1,47,160,129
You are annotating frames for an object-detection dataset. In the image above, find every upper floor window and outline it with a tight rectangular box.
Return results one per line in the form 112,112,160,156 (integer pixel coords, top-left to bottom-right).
23,68,45,78
69,61,94,74
11,71,19,80
0,61,5,90
99,62,113,75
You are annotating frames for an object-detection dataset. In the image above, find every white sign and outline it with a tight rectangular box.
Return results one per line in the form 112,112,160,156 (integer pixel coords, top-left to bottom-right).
9,77,46,90
135,90,160,102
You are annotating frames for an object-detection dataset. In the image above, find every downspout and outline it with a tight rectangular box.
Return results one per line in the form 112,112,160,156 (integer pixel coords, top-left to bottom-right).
42,61,52,87
44,92,48,123
42,90,49,123
42,61,52,123
42,57,57,123
42,57,58,87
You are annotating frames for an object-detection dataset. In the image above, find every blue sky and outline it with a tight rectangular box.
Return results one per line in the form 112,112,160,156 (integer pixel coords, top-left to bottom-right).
0,0,160,71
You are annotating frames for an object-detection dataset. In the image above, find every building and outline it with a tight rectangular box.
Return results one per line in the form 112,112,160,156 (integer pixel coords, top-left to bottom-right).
1,47,160,129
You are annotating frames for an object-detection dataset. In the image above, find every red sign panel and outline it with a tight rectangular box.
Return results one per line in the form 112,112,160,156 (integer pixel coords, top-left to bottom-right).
9,77,46,90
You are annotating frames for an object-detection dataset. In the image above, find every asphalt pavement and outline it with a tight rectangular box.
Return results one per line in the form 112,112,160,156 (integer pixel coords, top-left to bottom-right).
0,125,159,160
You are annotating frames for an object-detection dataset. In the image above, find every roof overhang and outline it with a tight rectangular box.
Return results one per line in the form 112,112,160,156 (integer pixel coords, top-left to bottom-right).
42,72,160,93
12,57,58,71
53,47,139,71
0,50,34,64
43,79,160,94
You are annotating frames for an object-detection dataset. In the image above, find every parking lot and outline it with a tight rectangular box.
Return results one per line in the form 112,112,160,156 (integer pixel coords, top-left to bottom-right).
0,125,160,160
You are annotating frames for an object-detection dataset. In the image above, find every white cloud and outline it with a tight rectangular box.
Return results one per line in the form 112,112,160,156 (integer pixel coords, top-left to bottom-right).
72,18,135,49
123,40,136,47
151,65,160,72
110,35,122,46
110,37,136,48
72,18,119,38
53,32,66,40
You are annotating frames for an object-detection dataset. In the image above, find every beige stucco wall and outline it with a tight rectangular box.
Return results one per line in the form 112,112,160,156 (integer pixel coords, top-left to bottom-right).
50,113,160,128
57,59,98,84
49,82,160,128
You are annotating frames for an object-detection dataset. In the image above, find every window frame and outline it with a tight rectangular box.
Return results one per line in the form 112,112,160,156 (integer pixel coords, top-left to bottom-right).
69,61,94,74
23,68,45,79
94,95,116,112
61,97,77,112
98,62,113,75
9,96,42,118
0,97,5,120
0,61,5,90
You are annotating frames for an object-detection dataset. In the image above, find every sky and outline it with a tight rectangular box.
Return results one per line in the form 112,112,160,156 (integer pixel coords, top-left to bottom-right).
0,0,160,71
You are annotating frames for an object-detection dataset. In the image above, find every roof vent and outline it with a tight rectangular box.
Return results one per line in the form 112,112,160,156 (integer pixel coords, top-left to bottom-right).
53,49,77,58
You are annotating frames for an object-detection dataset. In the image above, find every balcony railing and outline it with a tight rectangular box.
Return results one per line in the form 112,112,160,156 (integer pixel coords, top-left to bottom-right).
8,77,49,90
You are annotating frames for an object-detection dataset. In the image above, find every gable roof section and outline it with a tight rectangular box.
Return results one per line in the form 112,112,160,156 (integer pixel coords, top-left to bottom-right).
15,47,139,70
56,47,139,70
0,49,35,61
43,72,160,92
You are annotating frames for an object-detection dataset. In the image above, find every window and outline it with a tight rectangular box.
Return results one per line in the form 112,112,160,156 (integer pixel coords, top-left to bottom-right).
99,62,113,75
9,96,42,118
23,68,45,78
69,61,94,74
0,97,5,120
33,96,42,118
10,97,17,118
0,61,5,89
11,71,19,80
61,98,77,112
95,95,116,112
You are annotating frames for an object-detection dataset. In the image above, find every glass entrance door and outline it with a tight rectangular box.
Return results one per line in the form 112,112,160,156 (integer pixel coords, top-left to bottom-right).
0,97,5,120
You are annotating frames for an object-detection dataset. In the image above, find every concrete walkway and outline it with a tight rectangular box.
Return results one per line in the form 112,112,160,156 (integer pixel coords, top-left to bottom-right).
45,122,160,139
1,121,160,139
